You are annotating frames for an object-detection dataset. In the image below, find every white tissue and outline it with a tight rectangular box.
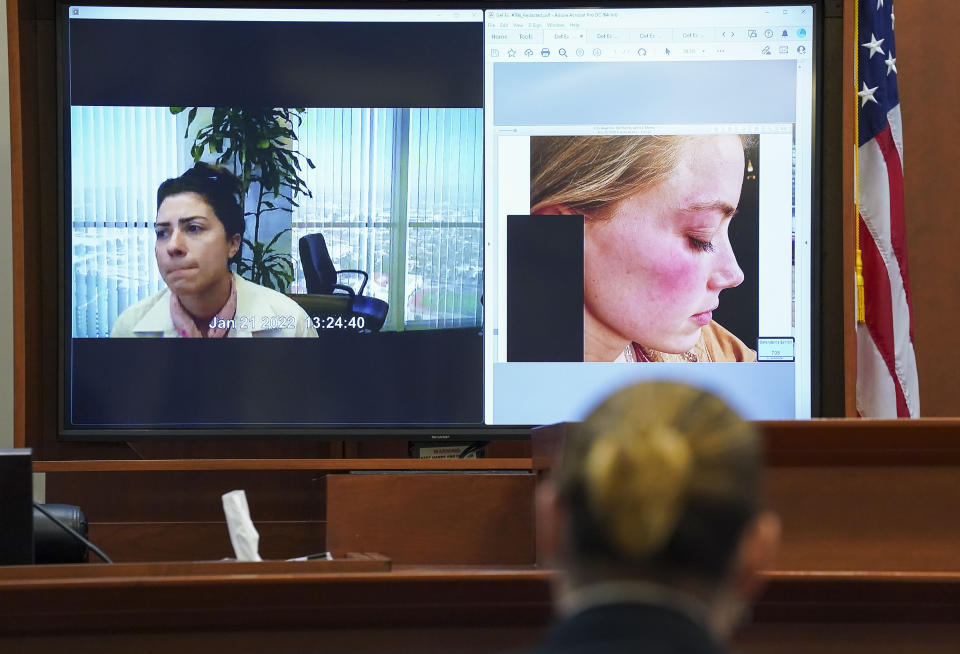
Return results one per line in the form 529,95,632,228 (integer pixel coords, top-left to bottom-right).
222,490,263,562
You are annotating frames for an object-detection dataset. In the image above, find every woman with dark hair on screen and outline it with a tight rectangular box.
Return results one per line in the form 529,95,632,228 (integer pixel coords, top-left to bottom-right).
531,135,756,362
532,381,780,654
112,162,315,338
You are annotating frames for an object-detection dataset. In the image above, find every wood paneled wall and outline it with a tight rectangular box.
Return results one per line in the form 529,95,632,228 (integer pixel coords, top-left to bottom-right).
897,3,960,415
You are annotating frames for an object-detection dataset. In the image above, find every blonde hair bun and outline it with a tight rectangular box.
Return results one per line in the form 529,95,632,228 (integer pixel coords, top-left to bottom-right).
558,382,761,581
584,423,693,558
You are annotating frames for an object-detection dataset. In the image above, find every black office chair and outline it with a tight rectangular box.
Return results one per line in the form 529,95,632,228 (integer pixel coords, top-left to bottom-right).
295,233,389,332
299,232,369,296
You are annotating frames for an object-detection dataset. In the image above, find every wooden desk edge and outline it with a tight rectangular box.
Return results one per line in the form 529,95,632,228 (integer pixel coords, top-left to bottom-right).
33,458,535,472
2,564,959,587
1,566,960,632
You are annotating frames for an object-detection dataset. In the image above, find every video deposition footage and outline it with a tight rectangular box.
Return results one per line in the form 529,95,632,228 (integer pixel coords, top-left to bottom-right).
64,7,487,430
72,106,482,339
61,4,816,434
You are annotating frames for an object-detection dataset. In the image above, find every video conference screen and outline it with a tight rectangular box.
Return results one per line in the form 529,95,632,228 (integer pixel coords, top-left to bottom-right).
61,4,816,436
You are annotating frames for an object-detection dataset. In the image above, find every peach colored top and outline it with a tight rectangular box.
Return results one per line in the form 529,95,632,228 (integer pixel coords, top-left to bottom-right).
629,321,757,363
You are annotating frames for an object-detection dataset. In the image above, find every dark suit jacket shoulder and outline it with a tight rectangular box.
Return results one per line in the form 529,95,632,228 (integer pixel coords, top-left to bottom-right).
528,602,727,654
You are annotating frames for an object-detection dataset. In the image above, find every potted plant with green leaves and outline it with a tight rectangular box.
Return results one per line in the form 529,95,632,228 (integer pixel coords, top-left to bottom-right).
170,106,315,291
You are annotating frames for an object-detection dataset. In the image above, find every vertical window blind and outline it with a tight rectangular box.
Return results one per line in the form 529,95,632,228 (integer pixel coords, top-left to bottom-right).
292,107,483,331
71,106,186,337
291,108,397,310
404,108,483,330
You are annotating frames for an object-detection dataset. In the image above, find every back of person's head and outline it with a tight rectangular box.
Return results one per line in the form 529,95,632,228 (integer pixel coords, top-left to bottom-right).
157,162,246,241
552,382,773,596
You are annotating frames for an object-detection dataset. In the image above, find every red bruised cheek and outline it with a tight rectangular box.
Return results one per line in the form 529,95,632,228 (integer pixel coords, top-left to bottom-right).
640,245,703,309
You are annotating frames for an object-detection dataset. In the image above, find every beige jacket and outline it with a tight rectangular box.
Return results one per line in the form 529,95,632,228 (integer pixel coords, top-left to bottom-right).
111,273,317,338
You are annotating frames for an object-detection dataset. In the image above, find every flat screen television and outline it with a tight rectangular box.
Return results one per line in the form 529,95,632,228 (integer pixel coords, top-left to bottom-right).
59,2,823,439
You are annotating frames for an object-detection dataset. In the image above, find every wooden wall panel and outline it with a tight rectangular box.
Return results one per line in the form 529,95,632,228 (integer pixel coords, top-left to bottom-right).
897,3,960,416
9,623,960,654
770,466,960,572
45,470,328,522
326,473,536,565
840,0,857,415
535,421,960,573
736,623,960,654
2,566,959,654
85,521,324,563
46,469,329,562
0,629,544,654
4,623,960,654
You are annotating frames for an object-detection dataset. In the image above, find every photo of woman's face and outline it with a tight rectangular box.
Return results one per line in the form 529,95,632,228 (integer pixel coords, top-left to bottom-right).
154,192,240,299
583,135,746,357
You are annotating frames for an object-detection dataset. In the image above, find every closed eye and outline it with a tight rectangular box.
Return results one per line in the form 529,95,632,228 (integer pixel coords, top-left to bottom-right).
688,236,715,253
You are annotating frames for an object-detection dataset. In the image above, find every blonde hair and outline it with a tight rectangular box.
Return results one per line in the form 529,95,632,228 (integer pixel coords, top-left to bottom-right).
557,381,761,584
530,135,753,219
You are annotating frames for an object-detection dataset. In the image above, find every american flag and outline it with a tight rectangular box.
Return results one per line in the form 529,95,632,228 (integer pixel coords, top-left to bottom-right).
856,0,919,417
